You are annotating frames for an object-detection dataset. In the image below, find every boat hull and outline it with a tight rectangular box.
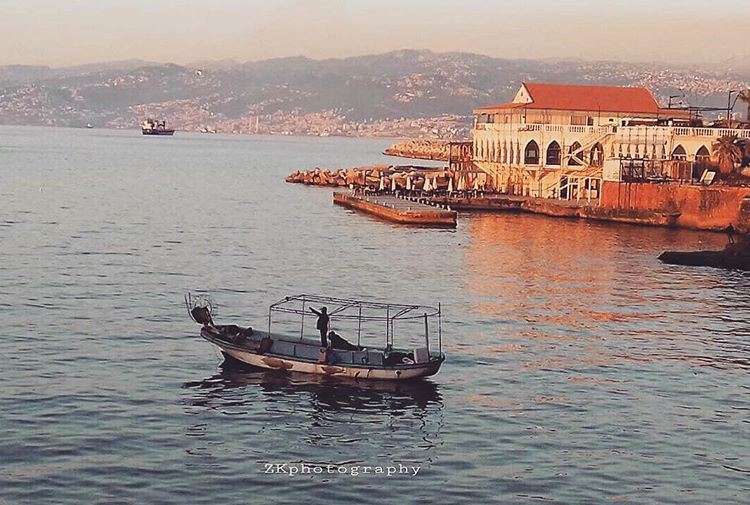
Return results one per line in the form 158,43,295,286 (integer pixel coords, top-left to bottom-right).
658,250,750,271
142,129,175,136
201,329,444,381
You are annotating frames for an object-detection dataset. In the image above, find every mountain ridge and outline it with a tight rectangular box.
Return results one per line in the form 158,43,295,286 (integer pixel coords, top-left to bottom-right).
1,50,747,138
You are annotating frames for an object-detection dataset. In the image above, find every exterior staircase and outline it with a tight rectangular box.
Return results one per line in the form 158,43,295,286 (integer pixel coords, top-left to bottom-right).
565,128,614,166
540,161,606,201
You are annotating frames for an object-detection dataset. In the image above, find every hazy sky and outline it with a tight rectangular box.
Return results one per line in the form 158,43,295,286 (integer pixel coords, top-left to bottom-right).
1,0,748,67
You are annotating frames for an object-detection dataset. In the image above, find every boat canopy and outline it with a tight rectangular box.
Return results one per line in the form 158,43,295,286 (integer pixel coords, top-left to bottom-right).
269,294,439,320
268,294,442,351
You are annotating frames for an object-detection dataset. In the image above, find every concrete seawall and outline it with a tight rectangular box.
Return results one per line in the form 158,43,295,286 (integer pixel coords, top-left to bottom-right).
600,182,750,232
427,193,680,226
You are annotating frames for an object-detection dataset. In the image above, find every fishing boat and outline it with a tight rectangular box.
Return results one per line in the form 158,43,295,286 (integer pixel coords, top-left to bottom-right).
141,118,175,136
658,246,750,271
186,294,445,381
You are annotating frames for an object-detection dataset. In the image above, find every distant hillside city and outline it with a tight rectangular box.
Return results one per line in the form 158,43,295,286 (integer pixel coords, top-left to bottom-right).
1,50,749,139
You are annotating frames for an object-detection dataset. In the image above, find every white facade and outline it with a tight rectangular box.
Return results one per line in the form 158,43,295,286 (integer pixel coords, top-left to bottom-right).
472,88,750,199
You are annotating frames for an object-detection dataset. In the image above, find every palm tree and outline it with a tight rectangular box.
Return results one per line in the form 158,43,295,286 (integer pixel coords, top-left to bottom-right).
712,134,743,175
738,89,750,123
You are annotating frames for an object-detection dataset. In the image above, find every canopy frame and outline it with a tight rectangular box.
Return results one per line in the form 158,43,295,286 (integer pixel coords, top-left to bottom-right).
267,294,442,351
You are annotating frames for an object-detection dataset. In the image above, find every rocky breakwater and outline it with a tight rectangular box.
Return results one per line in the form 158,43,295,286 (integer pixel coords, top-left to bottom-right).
285,165,391,187
383,139,449,161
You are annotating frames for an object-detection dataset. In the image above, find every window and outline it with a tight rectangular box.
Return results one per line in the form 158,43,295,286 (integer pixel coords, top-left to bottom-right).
695,145,710,163
590,143,604,167
568,142,583,166
571,115,588,126
524,140,540,165
546,141,561,165
527,113,544,124
672,145,687,160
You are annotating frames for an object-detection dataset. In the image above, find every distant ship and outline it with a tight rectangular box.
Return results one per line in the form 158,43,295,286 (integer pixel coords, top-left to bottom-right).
141,119,175,136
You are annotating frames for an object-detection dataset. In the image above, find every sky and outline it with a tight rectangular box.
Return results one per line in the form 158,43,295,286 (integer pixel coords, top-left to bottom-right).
0,0,748,67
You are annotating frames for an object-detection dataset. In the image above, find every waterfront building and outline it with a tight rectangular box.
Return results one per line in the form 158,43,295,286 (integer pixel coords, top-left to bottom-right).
472,82,750,200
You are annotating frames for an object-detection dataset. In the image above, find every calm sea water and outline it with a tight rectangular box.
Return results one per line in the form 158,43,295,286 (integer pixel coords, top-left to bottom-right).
1,126,748,504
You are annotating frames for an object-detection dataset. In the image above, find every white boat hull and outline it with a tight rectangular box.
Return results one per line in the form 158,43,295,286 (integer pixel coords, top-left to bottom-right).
222,347,441,380
202,329,443,381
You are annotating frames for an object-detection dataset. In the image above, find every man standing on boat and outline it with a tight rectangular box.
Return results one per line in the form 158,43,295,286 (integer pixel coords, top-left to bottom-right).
725,223,736,244
310,306,330,347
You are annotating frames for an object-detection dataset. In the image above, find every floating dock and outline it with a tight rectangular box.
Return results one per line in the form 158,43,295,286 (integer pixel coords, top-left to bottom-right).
333,192,457,227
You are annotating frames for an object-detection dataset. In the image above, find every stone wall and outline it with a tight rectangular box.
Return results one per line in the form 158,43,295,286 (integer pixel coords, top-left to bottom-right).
600,181,750,231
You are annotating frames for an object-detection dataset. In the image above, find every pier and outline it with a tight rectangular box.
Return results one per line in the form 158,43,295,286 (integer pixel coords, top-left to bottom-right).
289,165,750,232
333,192,457,228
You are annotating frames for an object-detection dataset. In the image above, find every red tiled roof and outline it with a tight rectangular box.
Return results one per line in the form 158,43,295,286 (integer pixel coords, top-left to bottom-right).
477,82,666,114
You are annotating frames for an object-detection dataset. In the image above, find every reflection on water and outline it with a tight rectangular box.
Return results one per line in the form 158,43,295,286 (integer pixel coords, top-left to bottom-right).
463,212,750,372
183,361,443,414
181,362,444,475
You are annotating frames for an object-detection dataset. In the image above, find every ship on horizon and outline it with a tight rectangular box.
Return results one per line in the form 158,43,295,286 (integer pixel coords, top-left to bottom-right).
141,119,175,136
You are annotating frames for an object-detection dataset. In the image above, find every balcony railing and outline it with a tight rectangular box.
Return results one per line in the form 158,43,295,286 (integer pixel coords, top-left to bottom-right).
474,123,614,136
672,126,750,138
475,122,750,140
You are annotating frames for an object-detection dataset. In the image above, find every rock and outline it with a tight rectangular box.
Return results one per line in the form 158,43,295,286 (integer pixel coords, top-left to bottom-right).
384,139,450,161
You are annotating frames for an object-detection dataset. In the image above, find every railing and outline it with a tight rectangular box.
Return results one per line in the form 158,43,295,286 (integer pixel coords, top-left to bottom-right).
475,123,750,139
568,125,590,133
474,123,614,136
642,126,750,139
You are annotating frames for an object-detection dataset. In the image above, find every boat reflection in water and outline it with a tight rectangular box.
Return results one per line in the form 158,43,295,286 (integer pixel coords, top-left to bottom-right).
181,360,445,473
184,358,444,414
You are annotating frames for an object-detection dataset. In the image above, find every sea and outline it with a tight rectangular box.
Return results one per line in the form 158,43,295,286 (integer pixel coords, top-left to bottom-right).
1,126,748,504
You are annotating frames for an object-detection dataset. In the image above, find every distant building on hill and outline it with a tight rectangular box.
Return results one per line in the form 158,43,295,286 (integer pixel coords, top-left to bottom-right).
472,82,750,200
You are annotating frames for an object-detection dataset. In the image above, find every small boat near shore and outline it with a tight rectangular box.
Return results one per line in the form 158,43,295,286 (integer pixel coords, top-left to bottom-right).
658,242,750,271
186,294,445,381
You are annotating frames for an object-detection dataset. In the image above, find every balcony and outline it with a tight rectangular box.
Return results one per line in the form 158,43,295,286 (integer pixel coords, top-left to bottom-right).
473,123,614,136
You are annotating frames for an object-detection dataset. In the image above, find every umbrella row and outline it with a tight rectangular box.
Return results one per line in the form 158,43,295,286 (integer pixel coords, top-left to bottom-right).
286,165,489,193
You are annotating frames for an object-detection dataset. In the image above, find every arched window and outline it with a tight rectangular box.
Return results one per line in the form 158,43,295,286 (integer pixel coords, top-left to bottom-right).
672,145,687,160
546,141,561,165
693,145,711,178
695,145,710,163
524,140,540,165
568,141,583,166
590,143,604,167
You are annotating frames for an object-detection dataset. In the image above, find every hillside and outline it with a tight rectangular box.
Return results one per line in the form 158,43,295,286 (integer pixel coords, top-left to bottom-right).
1,50,748,138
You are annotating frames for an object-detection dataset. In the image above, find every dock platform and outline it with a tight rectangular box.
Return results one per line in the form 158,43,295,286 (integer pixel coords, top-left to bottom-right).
333,192,457,227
